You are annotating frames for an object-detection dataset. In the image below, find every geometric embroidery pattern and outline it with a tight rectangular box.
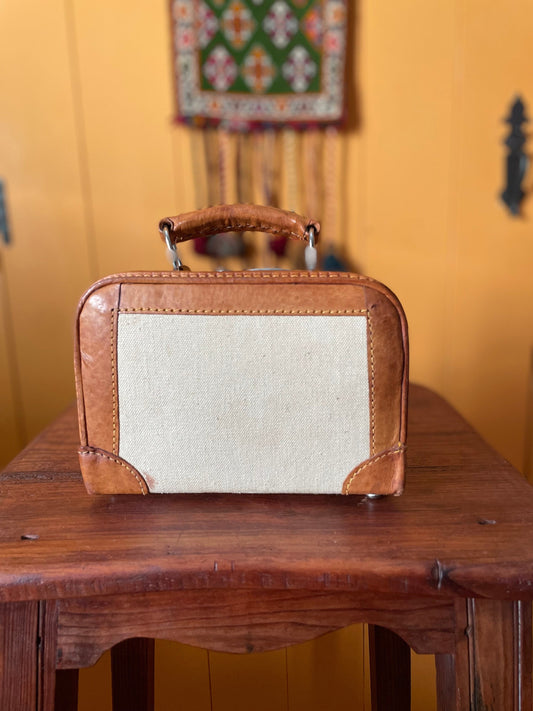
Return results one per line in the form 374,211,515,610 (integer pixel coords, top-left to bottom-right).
263,1,298,49
282,45,316,92
242,45,276,92
222,1,256,49
197,2,219,47
203,46,238,90
171,0,348,129
302,4,322,47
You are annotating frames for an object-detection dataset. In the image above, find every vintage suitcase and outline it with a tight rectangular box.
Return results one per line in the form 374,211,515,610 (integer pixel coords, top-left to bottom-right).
75,204,408,495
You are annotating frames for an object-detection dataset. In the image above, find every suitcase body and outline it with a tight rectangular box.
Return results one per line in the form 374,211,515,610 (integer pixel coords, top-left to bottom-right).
74,205,408,495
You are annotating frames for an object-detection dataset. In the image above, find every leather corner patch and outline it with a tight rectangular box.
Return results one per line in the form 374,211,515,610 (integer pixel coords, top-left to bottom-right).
79,447,149,495
342,445,406,496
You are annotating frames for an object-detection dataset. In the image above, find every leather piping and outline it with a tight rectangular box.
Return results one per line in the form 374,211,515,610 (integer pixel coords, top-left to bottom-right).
342,445,406,496
79,447,149,495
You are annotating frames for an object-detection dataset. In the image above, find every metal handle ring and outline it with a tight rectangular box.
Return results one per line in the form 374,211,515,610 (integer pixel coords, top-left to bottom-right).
305,225,318,270
161,226,190,271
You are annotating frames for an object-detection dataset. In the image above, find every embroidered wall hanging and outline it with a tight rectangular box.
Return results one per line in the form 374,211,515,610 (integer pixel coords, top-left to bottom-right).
170,0,349,266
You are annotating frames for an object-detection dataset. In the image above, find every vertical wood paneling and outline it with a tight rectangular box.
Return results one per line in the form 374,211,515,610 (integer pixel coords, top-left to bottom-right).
155,641,211,711
0,270,23,467
411,653,437,711
209,648,288,711
525,351,533,482
70,0,180,277
355,0,456,393
0,0,93,440
287,626,364,711
445,0,533,470
78,651,112,711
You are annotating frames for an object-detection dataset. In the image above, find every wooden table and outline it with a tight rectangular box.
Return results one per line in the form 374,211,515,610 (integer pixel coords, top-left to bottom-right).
1,385,533,710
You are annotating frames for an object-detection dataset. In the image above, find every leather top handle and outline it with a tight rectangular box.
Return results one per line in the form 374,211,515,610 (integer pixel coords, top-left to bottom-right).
159,204,320,246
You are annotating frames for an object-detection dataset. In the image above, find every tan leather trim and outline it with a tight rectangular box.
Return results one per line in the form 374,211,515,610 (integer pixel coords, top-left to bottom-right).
119,281,368,314
364,286,408,453
75,283,121,452
81,271,391,285
342,446,406,496
366,310,376,455
159,204,320,245
79,447,149,495
74,305,87,446
111,303,119,455
119,307,367,315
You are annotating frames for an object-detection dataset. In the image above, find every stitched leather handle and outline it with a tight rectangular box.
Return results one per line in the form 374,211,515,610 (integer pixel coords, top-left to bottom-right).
159,204,320,245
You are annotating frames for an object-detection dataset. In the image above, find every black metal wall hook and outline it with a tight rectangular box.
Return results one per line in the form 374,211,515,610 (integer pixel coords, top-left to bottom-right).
0,179,10,244
501,96,528,216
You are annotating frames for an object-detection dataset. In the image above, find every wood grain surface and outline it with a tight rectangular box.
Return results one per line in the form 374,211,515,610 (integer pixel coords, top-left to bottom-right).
55,590,455,666
1,386,533,605
435,599,532,711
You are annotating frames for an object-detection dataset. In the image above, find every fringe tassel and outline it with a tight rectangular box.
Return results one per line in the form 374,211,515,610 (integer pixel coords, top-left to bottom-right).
302,129,323,218
262,129,276,204
204,129,220,206
284,129,298,214
207,128,244,264
234,132,253,267
322,126,349,271
236,133,253,204
195,126,340,269
265,131,287,259
192,130,219,255
324,126,338,247
191,128,207,209
218,128,231,205
252,133,263,205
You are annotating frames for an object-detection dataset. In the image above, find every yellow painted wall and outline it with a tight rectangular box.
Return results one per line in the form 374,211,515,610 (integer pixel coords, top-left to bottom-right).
1,0,533,709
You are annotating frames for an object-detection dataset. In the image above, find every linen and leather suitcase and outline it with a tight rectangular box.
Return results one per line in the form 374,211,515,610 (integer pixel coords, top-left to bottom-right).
74,204,408,495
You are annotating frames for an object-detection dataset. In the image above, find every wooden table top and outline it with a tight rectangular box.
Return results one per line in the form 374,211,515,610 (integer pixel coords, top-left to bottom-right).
1,385,533,604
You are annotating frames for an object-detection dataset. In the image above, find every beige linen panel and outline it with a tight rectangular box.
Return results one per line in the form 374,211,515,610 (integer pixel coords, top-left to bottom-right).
117,313,370,493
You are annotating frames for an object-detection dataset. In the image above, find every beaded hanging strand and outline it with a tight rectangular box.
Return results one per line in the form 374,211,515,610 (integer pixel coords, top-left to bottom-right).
236,133,253,204
284,128,298,214
302,129,323,266
218,128,230,205
189,129,218,257
236,132,253,267
204,129,220,205
322,126,349,271
324,126,338,249
190,128,205,208
261,130,286,265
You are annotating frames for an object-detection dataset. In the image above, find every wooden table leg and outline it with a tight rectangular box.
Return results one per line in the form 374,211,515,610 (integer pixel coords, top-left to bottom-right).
0,601,39,711
55,670,79,711
436,599,532,711
111,637,155,711
0,601,59,711
368,624,411,711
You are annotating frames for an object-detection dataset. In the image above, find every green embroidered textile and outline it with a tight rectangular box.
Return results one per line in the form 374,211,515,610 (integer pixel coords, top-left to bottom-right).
172,0,347,129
